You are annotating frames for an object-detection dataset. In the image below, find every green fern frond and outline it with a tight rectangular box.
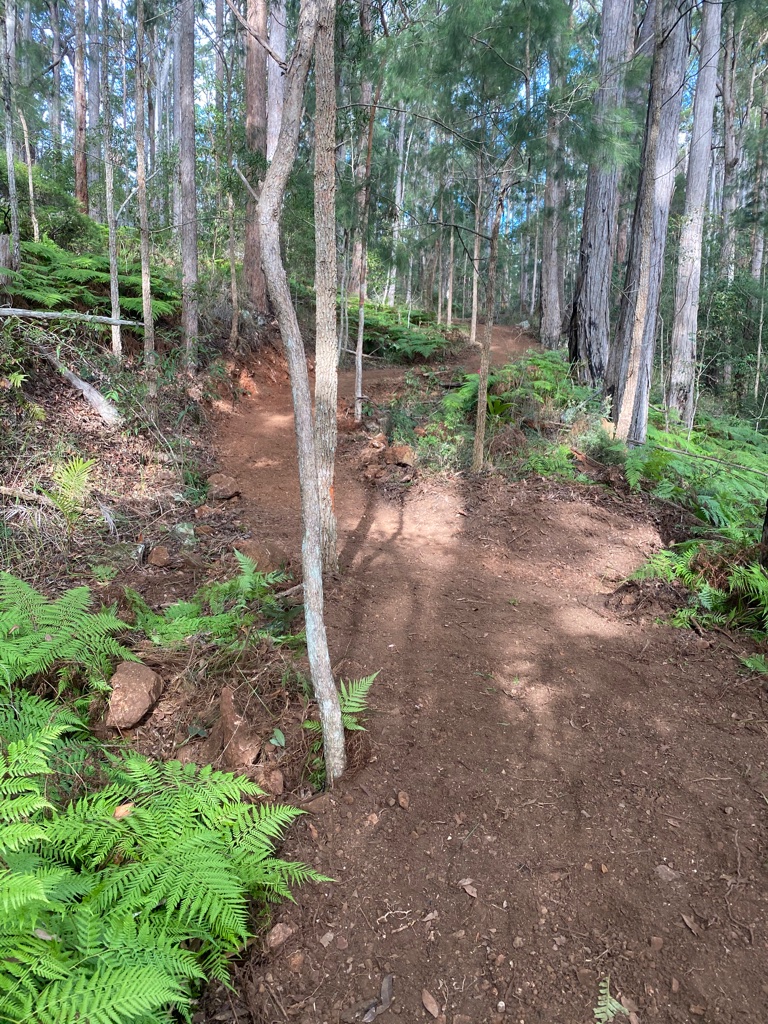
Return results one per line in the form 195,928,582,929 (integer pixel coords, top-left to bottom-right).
593,975,629,1023
340,672,378,730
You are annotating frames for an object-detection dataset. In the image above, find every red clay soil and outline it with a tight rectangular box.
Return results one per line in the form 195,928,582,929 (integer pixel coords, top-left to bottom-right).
213,328,768,1024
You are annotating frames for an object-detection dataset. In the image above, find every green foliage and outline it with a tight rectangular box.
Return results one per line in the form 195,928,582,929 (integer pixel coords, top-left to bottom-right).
593,976,629,1023
0,691,323,1024
126,553,297,649
740,653,768,675
348,302,454,362
303,673,378,787
0,572,137,693
4,238,180,323
43,457,95,535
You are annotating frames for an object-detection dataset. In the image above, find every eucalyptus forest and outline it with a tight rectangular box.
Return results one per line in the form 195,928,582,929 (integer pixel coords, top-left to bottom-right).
2,1,768,1023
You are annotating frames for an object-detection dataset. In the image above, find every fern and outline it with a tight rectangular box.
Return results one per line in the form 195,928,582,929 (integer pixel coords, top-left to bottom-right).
593,976,629,1023
0,692,324,1024
339,672,378,731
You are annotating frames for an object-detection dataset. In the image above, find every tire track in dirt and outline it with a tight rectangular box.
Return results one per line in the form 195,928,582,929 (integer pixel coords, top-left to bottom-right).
217,329,768,1024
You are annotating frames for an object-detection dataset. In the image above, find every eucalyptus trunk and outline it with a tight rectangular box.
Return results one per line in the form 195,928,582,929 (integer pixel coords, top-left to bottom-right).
74,0,88,212
102,0,121,361
135,0,157,420
667,0,721,427
607,0,689,445
245,0,268,312
179,0,199,371
0,5,19,271
314,0,339,573
569,0,633,383
540,47,565,350
267,0,286,161
87,0,100,218
258,0,346,781
47,0,61,160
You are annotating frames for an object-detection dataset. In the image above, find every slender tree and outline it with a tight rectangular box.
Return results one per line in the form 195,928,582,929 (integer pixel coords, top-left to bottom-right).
102,0,121,361
244,0,268,312
74,0,89,211
667,0,721,426
179,0,199,371
135,0,157,420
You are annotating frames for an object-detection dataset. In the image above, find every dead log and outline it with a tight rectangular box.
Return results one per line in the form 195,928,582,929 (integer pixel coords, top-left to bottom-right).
32,343,123,426
0,307,137,327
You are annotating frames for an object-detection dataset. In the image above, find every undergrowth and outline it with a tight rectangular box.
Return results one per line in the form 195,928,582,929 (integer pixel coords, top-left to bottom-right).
0,690,323,1024
348,301,457,362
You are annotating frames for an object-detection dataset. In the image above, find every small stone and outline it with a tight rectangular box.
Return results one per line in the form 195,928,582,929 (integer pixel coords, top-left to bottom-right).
385,444,416,467
106,662,163,729
654,863,678,882
266,923,294,949
257,767,284,796
671,979,680,994
287,951,305,973
397,790,410,810
195,525,214,537
147,545,170,567
304,793,332,814
235,539,288,572
576,968,594,988
513,936,525,948
689,1005,706,1017
650,936,664,952
208,472,240,500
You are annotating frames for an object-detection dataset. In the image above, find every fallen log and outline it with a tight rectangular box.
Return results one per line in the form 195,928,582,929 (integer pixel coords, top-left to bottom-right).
0,307,138,327
31,343,123,426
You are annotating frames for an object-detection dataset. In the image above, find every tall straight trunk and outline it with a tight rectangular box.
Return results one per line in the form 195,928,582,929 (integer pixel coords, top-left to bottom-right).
607,0,690,445
529,204,539,319
540,46,565,349
353,77,379,422
102,0,121,361
385,106,407,306
135,0,157,420
569,0,633,383
245,0,268,312
179,0,198,371
720,8,739,284
267,0,286,161
215,0,224,114
473,167,511,472
258,0,346,781
750,86,768,283
469,162,483,345
348,0,372,296
446,225,454,327
18,110,37,242
47,0,61,159
667,0,720,427
172,18,181,236
87,0,100,218
0,5,19,271
74,0,88,212
436,201,443,324
314,0,338,572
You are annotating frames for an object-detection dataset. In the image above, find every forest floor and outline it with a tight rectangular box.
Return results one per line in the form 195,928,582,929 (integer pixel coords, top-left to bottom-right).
209,326,768,1024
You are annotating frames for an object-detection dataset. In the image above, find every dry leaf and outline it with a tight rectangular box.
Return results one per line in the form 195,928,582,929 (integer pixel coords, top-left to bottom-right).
422,911,439,923
422,989,440,1018
336,935,349,950
113,802,134,819
319,930,335,948
457,877,478,898
681,913,701,937
601,863,608,874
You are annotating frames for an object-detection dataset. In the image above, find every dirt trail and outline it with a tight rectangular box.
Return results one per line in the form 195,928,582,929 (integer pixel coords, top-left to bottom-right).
217,330,768,1024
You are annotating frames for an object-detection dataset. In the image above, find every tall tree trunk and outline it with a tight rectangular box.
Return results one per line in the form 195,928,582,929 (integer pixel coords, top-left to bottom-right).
472,167,511,472
385,106,407,306
720,8,739,285
446,224,454,327
18,110,38,242
74,0,88,212
607,0,690,445
353,78,380,422
569,0,633,383
102,0,121,361
258,0,346,781
314,0,338,573
750,84,768,283
47,0,61,160
540,47,565,349
87,0,100,218
667,0,720,427
348,0,372,296
135,0,157,420
0,4,19,271
267,0,286,161
179,0,198,371
245,0,268,312
469,160,483,345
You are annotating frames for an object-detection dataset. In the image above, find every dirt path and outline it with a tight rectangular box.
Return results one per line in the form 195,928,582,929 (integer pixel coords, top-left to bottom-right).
217,330,768,1024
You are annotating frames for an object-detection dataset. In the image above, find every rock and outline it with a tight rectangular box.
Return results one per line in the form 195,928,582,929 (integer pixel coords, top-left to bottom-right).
147,545,170,567
256,767,285,796
385,444,416,467
235,539,288,572
654,863,679,882
208,473,240,500
216,686,262,769
650,936,664,952
287,951,305,973
304,792,333,814
266,923,294,949
689,1006,706,1017
397,790,410,810
106,662,164,729
195,524,214,537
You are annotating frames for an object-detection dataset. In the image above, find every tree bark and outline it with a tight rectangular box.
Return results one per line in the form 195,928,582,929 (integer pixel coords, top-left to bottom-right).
469,159,483,346
354,77,380,422
667,0,720,427
607,0,690,445
135,0,157,420
348,0,373,297
179,0,198,372
540,45,565,350
472,166,511,473
47,0,61,160
18,110,38,243
720,8,739,285
0,4,19,271
87,0,101,218
385,106,407,306
267,0,286,161
74,0,88,212
245,0,268,312
314,0,339,573
257,0,346,781
569,0,633,383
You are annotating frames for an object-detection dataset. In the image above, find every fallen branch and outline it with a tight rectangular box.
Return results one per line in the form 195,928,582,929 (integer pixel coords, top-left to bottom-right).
32,343,123,426
0,485,57,507
0,307,138,327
